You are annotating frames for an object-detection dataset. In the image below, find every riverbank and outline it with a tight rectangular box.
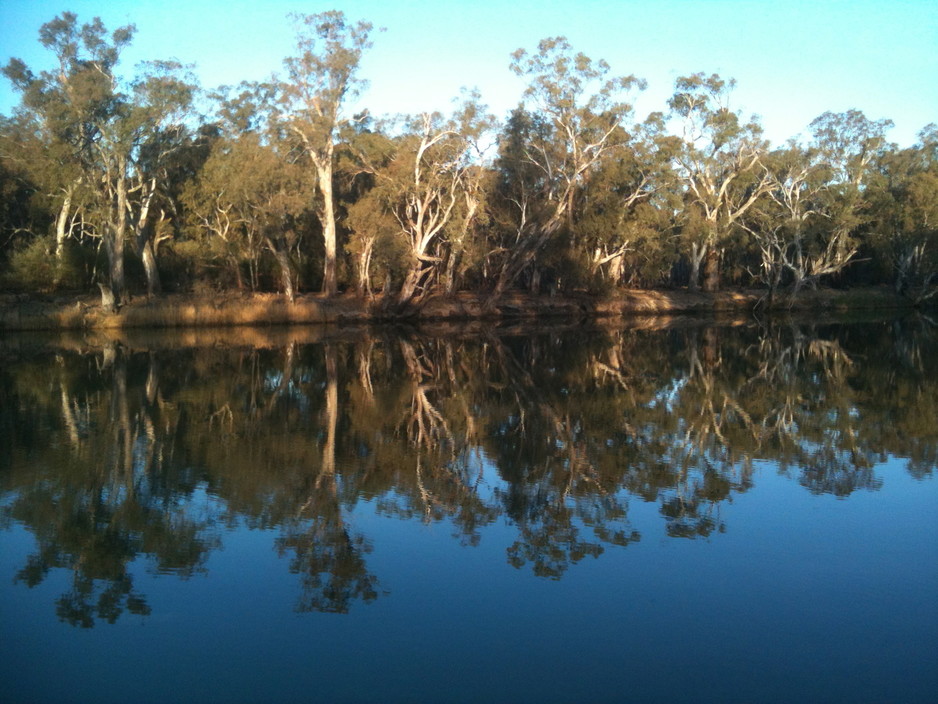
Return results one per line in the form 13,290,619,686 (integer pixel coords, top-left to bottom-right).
0,286,917,332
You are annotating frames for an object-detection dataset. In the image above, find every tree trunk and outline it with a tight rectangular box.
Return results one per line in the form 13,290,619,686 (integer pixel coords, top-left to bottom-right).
355,237,375,299
397,265,424,309
139,240,161,297
702,247,721,292
608,251,625,287
276,250,296,303
103,228,125,311
687,242,707,292
266,236,295,303
104,173,129,307
318,160,338,296
53,186,74,283
134,180,161,297
443,249,458,294
529,266,541,293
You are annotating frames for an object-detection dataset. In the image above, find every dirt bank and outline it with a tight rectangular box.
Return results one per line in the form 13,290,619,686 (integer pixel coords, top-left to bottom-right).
0,286,915,332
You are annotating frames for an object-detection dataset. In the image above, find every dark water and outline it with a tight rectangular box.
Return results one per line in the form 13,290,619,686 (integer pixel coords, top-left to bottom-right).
1,315,936,703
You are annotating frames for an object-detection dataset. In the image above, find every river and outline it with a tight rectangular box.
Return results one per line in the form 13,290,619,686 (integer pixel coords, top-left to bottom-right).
1,314,936,702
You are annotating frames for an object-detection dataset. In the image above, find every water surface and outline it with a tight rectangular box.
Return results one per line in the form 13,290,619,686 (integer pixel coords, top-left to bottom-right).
1,315,936,703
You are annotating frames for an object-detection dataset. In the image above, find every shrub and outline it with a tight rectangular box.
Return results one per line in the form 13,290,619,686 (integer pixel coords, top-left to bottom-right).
1,235,100,291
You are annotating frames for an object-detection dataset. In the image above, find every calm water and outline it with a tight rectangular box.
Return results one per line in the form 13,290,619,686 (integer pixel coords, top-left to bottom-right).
1,315,936,703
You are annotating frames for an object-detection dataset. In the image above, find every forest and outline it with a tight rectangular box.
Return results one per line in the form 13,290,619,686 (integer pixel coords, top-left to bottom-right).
1,10,936,313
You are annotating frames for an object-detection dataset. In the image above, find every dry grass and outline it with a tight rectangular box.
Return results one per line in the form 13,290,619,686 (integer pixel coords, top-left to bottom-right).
0,287,916,333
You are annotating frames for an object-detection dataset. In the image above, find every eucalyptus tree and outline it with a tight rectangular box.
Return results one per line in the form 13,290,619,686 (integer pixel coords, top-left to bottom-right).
181,129,256,290
668,73,772,291
810,109,894,189
391,113,479,306
278,11,376,295
343,148,400,297
0,116,54,271
349,92,494,307
743,143,830,300
740,111,896,301
188,81,322,301
1,13,128,286
391,99,492,305
182,83,269,291
0,108,89,280
2,13,196,305
869,124,938,302
344,124,412,298
489,37,647,297
17,12,137,306
436,92,497,296
800,109,894,288
183,130,312,300
125,60,198,295
573,113,679,288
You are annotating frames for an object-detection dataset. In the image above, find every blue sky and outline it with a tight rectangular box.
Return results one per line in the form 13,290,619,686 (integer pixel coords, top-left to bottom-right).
1,0,935,147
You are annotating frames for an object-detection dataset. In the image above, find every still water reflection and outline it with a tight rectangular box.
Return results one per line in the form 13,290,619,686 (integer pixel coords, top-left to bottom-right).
1,315,936,702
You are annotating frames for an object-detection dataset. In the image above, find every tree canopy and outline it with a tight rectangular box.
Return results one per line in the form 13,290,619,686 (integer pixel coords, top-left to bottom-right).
2,11,935,307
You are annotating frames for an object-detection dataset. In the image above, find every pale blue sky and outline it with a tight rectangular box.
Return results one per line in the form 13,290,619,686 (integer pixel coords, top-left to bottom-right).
1,0,935,147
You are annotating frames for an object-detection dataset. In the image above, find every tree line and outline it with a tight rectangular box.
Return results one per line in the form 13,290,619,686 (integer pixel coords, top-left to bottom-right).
1,11,936,310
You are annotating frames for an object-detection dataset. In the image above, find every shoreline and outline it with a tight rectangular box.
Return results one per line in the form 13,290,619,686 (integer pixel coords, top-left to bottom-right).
0,286,918,333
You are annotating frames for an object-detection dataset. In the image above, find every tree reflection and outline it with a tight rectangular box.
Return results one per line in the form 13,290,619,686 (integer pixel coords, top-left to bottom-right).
1,315,936,624
479,332,640,576
2,347,218,627
273,343,381,613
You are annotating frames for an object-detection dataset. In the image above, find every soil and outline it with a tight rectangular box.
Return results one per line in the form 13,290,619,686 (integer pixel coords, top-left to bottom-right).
0,286,917,332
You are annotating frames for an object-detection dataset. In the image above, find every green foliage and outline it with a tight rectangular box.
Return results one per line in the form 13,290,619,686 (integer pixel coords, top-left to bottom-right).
0,150,49,265
276,11,379,295
511,36,645,122
163,238,233,292
1,11,203,302
865,125,938,301
3,236,59,290
667,72,772,291
345,187,408,292
2,235,103,291
181,131,315,296
488,39,650,296
1,14,934,302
